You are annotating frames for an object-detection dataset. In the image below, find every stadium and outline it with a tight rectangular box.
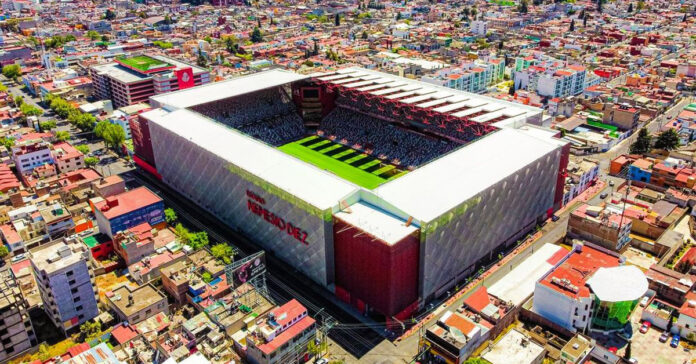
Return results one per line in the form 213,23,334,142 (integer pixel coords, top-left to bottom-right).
132,67,569,321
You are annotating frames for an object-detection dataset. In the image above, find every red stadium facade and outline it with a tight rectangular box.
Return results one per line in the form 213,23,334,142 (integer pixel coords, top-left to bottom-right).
333,216,420,319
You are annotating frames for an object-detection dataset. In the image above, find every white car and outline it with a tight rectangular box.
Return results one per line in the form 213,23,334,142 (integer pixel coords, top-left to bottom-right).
640,295,649,307
11,253,26,263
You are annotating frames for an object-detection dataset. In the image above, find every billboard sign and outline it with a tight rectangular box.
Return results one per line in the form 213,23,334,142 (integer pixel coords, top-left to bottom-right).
175,67,195,89
225,251,266,288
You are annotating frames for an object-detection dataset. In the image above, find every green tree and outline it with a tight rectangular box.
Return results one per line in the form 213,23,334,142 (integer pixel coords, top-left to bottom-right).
80,320,102,341
75,145,90,154
518,0,529,13
165,208,178,224
101,34,109,42
654,129,680,150
251,27,263,43
105,9,116,20
39,121,57,131
0,245,8,258
361,31,368,40
2,64,21,79
14,95,24,107
0,83,7,92
94,120,110,138
84,157,99,166
210,243,234,264
630,128,652,154
463,358,488,364
103,124,126,150
396,12,402,20
55,131,70,141
38,344,50,361
188,231,209,250
174,223,190,243
628,2,634,12
86,30,101,40
597,0,602,13
0,137,14,149
20,103,43,117
201,271,213,283
569,19,575,32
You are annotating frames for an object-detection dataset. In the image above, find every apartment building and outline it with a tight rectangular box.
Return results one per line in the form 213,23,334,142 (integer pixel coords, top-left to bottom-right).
567,204,632,252
12,141,53,175
0,270,36,362
89,54,210,108
421,58,504,93
246,299,317,364
51,142,85,174
30,239,99,334
92,186,165,238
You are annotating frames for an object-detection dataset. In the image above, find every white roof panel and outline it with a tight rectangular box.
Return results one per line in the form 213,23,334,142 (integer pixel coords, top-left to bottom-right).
586,266,648,302
375,128,561,222
150,70,309,109
147,109,357,210
335,202,418,245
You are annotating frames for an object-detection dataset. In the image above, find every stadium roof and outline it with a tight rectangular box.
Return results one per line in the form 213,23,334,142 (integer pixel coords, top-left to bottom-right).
312,67,543,128
374,127,565,223
145,108,357,210
150,69,309,110
586,266,648,303
334,202,418,245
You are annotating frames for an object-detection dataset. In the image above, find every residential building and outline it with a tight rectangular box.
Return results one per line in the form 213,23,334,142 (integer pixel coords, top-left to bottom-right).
419,310,487,364
422,58,504,93
89,54,210,108
93,187,165,238
39,202,74,238
0,270,36,362
644,264,696,306
567,204,632,251
12,141,53,175
91,175,127,199
562,158,599,206
112,222,156,266
533,242,648,333
108,103,151,140
246,299,317,364
30,239,99,334
106,284,168,324
481,329,545,364
470,20,488,36
51,142,85,174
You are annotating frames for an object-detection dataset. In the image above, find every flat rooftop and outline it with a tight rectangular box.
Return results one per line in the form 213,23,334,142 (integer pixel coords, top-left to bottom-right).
109,284,165,317
30,240,84,274
482,329,544,364
94,186,162,220
92,55,205,84
334,202,418,245
487,243,567,306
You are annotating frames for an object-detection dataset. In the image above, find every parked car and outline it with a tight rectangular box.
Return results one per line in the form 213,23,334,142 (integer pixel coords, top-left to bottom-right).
10,253,26,263
640,295,649,307
628,358,638,364
609,180,615,187
600,192,608,199
639,321,651,333
551,215,560,222
315,359,328,364
660,332,670,343
671,334,680,348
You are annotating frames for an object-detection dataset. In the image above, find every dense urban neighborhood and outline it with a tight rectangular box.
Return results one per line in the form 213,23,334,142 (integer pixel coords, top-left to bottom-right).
0,0,694,364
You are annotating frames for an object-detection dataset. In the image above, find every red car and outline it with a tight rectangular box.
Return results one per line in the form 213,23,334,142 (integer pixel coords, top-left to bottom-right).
640,321,651,334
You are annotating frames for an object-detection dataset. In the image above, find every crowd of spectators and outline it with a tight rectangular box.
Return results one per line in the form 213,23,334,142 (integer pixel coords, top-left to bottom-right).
319,107,457,167
191,87,304,146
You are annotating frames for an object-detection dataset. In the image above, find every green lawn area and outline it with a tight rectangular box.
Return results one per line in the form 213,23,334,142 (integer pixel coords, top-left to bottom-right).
278,140,392,189
116,55,172,71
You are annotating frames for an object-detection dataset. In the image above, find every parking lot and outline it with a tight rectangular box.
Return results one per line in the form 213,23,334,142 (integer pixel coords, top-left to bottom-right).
620,307,694,364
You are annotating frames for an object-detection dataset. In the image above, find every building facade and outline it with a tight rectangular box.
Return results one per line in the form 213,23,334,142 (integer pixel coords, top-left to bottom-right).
30,239,99,334
0,270,37,362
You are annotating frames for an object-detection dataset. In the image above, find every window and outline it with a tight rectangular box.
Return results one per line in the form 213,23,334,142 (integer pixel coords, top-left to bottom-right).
71,288,78,294
74,296,81,303
68,280,76,285
76,305,83,311
67,271,74,277
78,314,84,320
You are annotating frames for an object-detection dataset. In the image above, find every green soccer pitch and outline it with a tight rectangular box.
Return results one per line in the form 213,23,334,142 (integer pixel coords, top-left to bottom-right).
278,136,407,189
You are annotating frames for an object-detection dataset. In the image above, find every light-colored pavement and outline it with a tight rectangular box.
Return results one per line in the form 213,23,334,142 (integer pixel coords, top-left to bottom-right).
619,309,694,364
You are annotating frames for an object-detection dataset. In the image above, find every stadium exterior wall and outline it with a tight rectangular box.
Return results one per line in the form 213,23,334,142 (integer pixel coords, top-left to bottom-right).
148,121,335,287
419,147,563,300
333,216,420,317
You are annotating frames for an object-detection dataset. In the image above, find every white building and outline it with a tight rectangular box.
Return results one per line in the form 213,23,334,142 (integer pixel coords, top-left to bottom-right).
12,141,53,175
30,239,99,334
533,243,647,333
470,20,488,36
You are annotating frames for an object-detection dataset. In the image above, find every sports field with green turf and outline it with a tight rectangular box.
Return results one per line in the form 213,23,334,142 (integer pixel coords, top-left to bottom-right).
115,55,172,72
278,136,408,189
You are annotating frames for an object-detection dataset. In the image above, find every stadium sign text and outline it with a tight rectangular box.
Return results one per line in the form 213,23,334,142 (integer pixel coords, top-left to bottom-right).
246,190,309,245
